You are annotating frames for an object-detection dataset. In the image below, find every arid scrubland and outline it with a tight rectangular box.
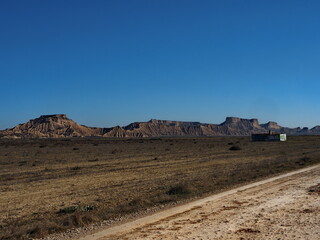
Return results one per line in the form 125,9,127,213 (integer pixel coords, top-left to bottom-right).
1,136,320,239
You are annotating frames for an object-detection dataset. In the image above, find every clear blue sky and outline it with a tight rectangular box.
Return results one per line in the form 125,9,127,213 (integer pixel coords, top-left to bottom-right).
1,0,319,129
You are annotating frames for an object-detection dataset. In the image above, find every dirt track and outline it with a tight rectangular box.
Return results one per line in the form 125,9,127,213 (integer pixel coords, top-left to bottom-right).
79,164,320,240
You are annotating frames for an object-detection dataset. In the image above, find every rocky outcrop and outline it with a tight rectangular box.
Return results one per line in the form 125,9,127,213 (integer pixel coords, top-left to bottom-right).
218,117,264,135
0,114,105,138
261,121,282,131
0,114,319,138
310,126,320,135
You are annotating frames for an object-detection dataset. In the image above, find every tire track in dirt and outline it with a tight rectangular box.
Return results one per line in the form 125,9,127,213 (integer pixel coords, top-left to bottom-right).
78,164,320,240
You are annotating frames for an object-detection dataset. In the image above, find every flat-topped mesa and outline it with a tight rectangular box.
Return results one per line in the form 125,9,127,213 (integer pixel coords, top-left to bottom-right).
36,114,69,124
148,119,201,126
40,114,67,119
149,119,164,124
0,114,105,138
262,121,281,130
221,117,259,126
224,117,241,124
149,119,179,125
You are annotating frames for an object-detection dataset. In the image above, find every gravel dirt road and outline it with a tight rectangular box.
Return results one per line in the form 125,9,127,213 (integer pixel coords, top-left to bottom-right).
79,164,320,240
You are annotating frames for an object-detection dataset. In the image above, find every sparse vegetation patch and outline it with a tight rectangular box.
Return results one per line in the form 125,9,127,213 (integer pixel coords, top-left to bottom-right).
229,145,242,150
58,205,95,214
166,184,192,196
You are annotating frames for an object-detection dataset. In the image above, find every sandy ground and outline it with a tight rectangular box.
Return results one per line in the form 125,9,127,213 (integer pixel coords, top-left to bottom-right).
78,164,320,240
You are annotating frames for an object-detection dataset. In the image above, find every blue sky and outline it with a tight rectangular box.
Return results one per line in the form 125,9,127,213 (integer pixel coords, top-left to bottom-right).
1,0,319,129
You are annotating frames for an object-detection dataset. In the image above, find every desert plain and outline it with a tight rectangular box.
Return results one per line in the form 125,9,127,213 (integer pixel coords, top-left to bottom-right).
1,136,320,239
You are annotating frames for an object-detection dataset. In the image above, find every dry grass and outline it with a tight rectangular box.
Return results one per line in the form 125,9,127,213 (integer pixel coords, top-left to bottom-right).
1,136,320,239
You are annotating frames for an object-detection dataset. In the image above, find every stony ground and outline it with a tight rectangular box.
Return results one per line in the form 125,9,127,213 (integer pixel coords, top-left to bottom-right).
80,164,320,240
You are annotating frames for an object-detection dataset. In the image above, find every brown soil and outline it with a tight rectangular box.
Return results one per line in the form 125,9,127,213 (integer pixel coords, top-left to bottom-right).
86,164,320,240
1,136,320,239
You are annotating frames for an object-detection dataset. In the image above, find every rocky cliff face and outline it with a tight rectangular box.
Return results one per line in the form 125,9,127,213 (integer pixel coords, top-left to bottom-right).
0,115,319,138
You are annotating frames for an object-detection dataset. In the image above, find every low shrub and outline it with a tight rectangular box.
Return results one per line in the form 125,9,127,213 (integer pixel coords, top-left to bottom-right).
166,184,192,195
58,205,95,214
70,166,82,171
229,145,241,150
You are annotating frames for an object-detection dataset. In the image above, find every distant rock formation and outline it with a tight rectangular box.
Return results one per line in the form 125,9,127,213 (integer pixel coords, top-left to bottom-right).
0,114,105,138
0,114,319,138
310,126,320,134
260,121,282,131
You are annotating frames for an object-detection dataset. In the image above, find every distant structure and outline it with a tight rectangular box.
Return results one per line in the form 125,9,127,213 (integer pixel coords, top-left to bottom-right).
251,131,287,142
